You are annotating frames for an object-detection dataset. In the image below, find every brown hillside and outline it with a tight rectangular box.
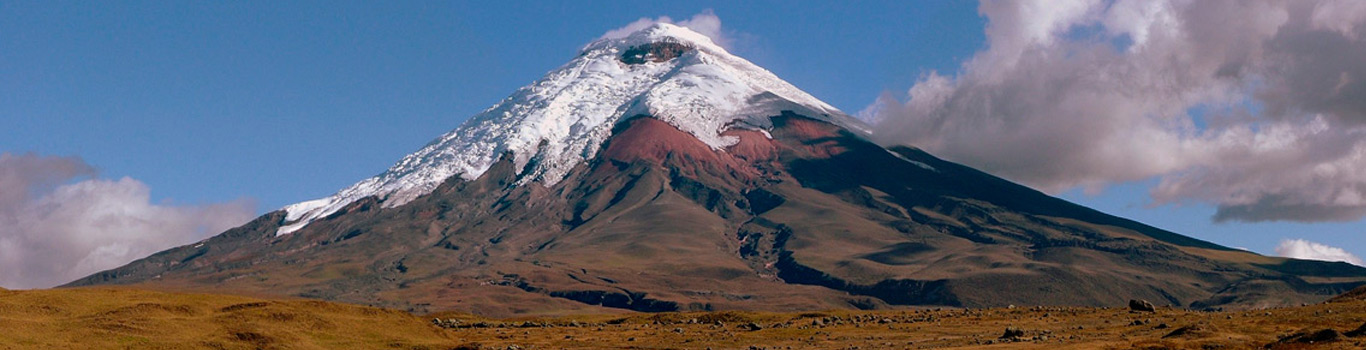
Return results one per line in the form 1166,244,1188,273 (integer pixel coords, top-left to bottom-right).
1329,285,1366,303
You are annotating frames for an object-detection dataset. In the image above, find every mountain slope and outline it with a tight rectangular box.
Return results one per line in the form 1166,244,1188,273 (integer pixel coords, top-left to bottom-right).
68,24,1366,316
277,23,860,235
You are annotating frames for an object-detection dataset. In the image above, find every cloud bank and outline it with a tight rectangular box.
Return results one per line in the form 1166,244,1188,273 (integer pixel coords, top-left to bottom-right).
863,0,1366,223
600,10,732,49
0,153,255,289
1275,238,1364,265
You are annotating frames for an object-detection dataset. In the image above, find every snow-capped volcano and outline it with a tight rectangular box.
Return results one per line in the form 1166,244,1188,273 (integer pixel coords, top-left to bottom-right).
75,20,1366,315
278,23,866,235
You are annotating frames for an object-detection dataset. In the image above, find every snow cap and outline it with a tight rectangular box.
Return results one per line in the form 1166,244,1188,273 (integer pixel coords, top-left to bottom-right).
277,21,863,235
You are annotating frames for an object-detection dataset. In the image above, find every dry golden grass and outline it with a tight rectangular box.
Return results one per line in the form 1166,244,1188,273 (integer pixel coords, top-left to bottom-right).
3,287,1366,349
0,287,453,349
429,304,1366,350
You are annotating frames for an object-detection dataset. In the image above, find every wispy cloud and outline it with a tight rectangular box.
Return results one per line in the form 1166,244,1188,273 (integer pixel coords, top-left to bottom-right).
1275,238,1363,265
0,153,255,289
599,10,733,49
863,0,1366,223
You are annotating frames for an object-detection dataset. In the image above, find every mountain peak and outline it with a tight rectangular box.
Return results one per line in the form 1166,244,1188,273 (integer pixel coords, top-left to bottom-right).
584,22,724,59
277,21,865,235
592,22,718,48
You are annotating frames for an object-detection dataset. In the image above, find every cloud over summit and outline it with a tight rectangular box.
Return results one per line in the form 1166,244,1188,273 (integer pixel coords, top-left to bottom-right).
864,0,1366,223
0,153,255,289
599,10,732,49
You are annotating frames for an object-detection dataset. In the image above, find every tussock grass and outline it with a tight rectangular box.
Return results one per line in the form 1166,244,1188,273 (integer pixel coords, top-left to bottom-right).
0,287,453,349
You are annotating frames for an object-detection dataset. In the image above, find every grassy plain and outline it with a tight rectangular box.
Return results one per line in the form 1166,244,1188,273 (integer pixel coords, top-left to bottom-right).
2,286,1365,349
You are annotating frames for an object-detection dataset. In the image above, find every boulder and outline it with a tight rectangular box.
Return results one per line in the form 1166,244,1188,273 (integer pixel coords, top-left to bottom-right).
1128,299,1156,312
1000,327,1025,339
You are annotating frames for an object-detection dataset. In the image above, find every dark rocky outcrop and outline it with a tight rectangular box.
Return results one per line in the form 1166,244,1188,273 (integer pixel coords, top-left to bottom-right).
1273,329,1344,344
621,42,692,64
1000,327,1025,339
1346,323,1366,337
1163,323,1218,339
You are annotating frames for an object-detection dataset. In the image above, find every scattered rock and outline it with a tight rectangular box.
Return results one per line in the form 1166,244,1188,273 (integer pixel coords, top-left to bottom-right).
739,322,764,331
432,318,465,329
1128,299,1156,313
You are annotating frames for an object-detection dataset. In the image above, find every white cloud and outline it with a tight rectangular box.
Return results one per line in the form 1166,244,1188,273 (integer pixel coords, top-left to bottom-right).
599,10,732,49
1310,0,1366,39
1275,238,1364,265
866,0,1366,222
0,153,255,289
599,18,658,41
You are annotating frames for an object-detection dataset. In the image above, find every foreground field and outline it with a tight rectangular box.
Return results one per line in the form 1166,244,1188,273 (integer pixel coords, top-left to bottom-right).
0,287,453,349
2,287,1366,349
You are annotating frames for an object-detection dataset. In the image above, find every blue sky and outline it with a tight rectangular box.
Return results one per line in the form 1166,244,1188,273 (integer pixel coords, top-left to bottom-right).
2,1,981,209
2,0,1361,270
